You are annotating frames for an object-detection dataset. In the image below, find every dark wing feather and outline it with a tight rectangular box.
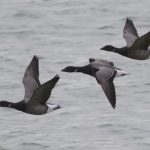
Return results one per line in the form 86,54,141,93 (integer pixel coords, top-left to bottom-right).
95,67,117,109
123,18,139,47
23,56,40,102
100,80,116,109
28,75,59,105
131,31,150,50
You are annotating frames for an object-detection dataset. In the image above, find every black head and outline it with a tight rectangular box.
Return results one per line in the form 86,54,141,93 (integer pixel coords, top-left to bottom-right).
0,101,10,107
100,45,116,51
61,66,77,72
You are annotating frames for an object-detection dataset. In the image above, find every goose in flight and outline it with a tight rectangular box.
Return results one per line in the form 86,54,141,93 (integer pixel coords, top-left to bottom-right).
0,56,61,115
101,18,150,60
62,58,128,109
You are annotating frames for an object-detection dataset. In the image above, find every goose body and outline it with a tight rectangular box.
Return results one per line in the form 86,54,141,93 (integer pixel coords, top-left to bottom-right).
101,18,150,60
62,58,128,109
0,56,61,115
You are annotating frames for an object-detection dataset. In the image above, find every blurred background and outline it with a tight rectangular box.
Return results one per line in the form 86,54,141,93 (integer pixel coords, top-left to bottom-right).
0,0,150,149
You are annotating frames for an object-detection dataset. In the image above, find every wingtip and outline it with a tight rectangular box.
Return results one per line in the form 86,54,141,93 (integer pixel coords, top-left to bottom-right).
126,17,131,21
53,74,60,81
26,55,39,72
54,74,60,78
126,17,130,21
111,102,116,109
113,105,116,109
33,55,39,60
89,58,95,63
48,74,60,88
31,55,39,63
126,17,133,24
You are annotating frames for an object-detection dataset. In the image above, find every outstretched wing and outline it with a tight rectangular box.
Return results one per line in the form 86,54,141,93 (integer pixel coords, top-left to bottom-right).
95,66,117,109
123,18,139,47
131,31,150,50
89,58,114,67
28,75,60,105
23,56,40,102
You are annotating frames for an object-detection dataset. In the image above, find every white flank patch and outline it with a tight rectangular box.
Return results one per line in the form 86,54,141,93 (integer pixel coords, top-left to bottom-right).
47,104,58,113
115,69,128,78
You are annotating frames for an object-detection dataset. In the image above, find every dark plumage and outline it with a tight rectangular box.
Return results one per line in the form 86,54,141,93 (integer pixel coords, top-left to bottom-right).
62,58,128,109
0,56,61,115
101,18,150,60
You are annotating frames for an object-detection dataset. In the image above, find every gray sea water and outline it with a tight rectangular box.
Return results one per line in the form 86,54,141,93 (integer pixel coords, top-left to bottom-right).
0,0,150,149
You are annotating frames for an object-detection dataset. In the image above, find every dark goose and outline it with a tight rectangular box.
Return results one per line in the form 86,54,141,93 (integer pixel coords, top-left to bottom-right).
101,18,150,60
62,58,128,109
0,56,61,115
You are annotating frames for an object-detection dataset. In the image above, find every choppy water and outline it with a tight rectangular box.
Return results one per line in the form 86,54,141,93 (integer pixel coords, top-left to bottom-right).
0,0,150,149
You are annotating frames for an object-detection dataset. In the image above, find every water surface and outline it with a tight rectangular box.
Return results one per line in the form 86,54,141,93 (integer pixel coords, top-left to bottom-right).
0,0,150,149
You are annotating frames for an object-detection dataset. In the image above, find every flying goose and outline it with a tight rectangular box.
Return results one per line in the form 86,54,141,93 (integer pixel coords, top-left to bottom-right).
62,58,128,109
101,18,150,60
0,56,61,115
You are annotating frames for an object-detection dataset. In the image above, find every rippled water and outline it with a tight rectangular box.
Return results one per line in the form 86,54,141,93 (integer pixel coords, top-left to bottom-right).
0,0,150,149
